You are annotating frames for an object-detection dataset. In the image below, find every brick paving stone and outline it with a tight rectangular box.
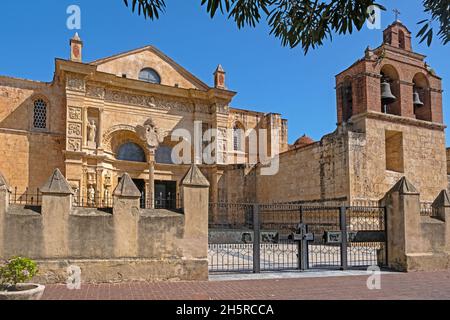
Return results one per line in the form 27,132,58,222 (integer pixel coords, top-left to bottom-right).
41,271,450,300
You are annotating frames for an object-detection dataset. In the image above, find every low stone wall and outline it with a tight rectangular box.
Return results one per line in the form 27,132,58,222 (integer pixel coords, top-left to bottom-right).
382,177,450,271
0,166,210,283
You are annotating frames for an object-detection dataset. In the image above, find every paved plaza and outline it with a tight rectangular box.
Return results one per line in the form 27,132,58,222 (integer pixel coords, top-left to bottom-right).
42,270,450,300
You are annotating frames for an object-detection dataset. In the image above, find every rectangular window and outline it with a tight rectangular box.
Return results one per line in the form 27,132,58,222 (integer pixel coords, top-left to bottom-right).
385,130,404,172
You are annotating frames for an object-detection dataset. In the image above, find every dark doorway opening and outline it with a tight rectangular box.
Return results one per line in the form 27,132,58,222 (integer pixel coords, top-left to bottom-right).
118,177,146,208
155,180,177,209
133,179,146,209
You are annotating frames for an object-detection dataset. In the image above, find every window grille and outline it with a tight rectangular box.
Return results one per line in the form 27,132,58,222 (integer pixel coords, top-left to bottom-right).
33,99,47,129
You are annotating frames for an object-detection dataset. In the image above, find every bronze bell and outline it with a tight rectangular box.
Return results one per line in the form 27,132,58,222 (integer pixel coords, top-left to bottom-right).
413,90,424,107
381,81,396,105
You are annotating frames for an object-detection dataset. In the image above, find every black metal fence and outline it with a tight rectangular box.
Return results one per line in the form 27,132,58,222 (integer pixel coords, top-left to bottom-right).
140,193,183,210
208,202,387,273
9,187,42,206
73,193,114,209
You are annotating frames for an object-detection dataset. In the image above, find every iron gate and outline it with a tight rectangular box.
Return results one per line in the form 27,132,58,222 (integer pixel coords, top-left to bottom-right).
208,203,387,273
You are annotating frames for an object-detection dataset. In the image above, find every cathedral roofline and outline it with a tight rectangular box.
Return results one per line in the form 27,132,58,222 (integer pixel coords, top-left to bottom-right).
89,45,210,91
54,58,237,102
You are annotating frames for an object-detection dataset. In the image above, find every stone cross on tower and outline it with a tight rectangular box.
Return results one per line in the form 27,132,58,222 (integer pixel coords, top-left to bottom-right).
393,8,401,21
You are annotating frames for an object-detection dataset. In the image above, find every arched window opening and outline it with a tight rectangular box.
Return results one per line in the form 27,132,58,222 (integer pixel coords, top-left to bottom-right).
413,73,431,122
383,32,392,45
155,145,174,164
33,99,47,129
341,78,353,122
233,123,245,152
117,142,146,162
398,30,406,49
380,65,401,116
138,68,161,84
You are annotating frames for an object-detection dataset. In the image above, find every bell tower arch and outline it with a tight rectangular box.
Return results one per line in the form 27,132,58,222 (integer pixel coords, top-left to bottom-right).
334,20,446,202
335,20,443,125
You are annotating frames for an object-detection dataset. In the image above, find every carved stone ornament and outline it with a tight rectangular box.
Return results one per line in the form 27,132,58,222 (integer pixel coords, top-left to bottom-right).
68,138,82,152
66,73,86,92
68,107,82,121
68,123,82,137
103,89,212,114
136,118,167,149
86,85,105,99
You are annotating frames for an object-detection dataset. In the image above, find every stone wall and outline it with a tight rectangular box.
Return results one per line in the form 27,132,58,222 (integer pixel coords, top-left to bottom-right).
350,114,447,202
256,128,349,203
0,167,210,283
255,112,447,205
382,177,450,271
0,77,66,191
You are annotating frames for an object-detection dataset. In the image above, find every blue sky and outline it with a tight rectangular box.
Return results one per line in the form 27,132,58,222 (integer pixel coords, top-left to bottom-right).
0,0,448,144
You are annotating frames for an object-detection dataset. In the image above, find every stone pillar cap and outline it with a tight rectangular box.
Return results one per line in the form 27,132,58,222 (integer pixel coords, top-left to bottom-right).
41,169,74,195
0,172,10,191
114,173,141,198
182,164,210,187
432,190,450,208
388,176,419,195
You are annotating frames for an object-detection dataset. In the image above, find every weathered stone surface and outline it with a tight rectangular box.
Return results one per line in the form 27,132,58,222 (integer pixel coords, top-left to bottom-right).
182,164,210,187
113,173,141,197
389,176,419,195
40,169,74,195
432,190,450,208
0,171,9,191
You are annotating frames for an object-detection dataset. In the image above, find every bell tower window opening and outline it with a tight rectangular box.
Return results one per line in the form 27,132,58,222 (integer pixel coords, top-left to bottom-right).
342,79,353,122
385,130,404,173
380,65,401,116
398,30,406,49
33,99,47,129
413,73,431,122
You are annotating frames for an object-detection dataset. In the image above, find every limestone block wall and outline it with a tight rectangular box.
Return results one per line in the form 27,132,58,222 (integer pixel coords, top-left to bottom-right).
0,77,66,191
382,178,450,272
217,165,257,203
256,129,350,203
350,114,447,202
0,168,210,283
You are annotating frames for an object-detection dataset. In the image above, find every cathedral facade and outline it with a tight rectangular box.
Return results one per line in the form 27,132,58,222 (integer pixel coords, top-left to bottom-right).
0,20,447,208
0,33,288,208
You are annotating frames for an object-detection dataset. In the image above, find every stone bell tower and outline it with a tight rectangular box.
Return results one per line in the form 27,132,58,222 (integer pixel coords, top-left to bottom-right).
335,20,443,125
334,20,447,202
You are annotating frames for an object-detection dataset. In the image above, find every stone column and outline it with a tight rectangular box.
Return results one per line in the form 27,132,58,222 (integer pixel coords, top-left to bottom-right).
0,172,10,258
381,176,421,271
181,164,210,266
432,190,450,251
83,107,88,147
41,169,74,258
148,151,155,209
98,109,104,149
113,173,141,258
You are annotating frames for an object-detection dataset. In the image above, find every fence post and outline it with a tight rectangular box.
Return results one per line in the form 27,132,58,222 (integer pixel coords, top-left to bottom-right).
340,206,348,270
253,204,261,273
41,169,74,258
112,172,141,258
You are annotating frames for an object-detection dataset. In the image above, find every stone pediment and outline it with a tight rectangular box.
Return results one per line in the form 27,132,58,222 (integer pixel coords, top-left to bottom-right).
91,45,209,91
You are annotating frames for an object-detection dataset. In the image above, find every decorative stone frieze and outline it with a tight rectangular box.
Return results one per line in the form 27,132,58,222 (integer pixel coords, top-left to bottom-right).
66,72,86,92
